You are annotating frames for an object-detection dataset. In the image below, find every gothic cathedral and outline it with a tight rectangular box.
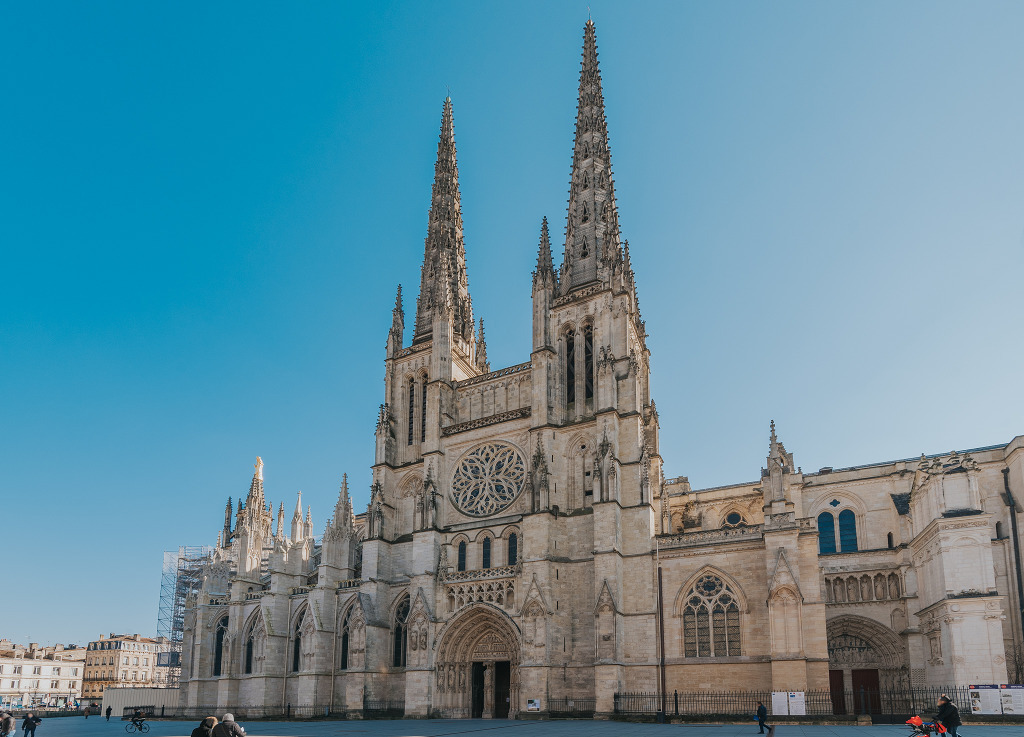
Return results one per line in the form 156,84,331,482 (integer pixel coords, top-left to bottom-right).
180,20,1024,717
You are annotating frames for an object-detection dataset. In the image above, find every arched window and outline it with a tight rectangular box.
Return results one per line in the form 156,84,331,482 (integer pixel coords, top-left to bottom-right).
482,537,492,569
392,596,409,668
581,202,590,224
583,324,594,403
457,541,467,572
681,574,741,657
292,613,304,672
565,332,576,411
407,379,416,446
887,532,895,549
838,509,858,552
817,512,837,554
244,637,253,674
507,533,518,566
213,616,228,677
420,374,427,442
339,609,350,671
996,522,1005,539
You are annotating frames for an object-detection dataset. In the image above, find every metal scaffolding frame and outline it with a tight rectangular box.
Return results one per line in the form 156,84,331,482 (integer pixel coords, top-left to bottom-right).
157,546,213,685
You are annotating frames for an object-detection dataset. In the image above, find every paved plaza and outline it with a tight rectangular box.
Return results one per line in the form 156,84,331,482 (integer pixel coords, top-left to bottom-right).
25,719,1024,737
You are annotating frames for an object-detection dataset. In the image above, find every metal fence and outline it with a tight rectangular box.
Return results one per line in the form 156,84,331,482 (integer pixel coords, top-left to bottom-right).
615,686,978,723
149,702,403,720
547,697,596,718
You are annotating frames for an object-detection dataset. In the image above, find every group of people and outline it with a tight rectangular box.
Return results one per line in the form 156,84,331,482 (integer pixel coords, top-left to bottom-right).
190,714,245,737
752,695,962,735
0,712,40,737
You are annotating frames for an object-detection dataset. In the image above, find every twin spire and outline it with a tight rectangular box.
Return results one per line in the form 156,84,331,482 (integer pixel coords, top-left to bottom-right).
410,20,625,348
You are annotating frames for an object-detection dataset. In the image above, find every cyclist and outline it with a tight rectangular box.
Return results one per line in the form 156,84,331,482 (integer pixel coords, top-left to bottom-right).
130,712,146,732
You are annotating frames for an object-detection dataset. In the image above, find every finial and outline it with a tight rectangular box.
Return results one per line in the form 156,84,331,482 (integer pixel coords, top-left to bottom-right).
770,419,777,444
254,456,264,481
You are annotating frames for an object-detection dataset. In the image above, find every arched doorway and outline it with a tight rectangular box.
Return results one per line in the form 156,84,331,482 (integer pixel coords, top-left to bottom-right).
826,615,909,714
434,604,520,718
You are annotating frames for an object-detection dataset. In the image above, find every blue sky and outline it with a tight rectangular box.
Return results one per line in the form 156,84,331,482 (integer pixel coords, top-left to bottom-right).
2,1,1022,646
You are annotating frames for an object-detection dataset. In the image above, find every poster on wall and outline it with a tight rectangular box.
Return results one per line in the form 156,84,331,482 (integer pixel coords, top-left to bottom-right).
526,699,540,712
999,685,1024,714
771,692,789,715
968,685,1001,715
787,692,806,716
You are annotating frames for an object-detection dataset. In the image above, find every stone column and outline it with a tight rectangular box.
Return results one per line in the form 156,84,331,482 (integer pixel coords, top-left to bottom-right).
483,661,494,718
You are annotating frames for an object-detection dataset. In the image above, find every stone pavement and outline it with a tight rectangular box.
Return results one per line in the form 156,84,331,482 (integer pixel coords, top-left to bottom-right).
27,719,1022,737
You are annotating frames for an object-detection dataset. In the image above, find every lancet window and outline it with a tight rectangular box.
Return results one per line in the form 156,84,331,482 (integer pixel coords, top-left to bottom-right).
681,574,741,658
583,324,594,403
507,533,518,566
291,613,304,672
420,373,427,442
339,609,351,670
407,379,416,446
565,331,576,411
212,616,228,677
392,595,410,668
818,509,858,553
482,537,492,569
457,541,467,572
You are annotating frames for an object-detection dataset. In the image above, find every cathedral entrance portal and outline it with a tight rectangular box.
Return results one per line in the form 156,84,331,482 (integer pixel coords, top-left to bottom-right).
435,605,520,718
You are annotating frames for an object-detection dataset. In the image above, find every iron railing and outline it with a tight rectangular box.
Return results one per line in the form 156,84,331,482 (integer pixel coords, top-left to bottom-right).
614,686,982,723
547,697,596,717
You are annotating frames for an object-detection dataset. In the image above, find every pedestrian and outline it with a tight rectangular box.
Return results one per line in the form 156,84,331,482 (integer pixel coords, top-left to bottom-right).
2,711,16,737
105,707,112,722
211,714,244,737
935,695,961,737
756,701,768,734
191,716,218,737
22,713,41,737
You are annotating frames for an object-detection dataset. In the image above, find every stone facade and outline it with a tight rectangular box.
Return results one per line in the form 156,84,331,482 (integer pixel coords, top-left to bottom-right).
178,19,1024,718
82,634,175,702
0,641,85,710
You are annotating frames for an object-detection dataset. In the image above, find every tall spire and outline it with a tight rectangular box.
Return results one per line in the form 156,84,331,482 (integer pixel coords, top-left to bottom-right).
413,98,474,344
561,19,622,290
533,216,556,289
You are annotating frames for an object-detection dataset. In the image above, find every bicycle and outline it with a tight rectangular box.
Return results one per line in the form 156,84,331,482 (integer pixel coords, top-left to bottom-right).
125,721,149,734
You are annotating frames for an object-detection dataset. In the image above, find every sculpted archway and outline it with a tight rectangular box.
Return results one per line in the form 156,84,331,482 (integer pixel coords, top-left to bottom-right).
433,604,521,718
827,614,909,690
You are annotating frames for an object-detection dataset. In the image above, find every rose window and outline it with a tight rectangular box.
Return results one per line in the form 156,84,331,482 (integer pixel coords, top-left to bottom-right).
450,442,527,517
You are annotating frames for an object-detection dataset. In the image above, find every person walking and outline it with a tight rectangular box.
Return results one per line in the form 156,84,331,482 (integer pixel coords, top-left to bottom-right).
190,716,218,737
22,713,40,737
2,711,17,737
105,707,112,722
756,701,769,734
935,695,962,737
211,714,244,737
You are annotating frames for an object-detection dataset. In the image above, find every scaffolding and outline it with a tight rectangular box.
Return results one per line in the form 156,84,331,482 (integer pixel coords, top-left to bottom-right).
157,546,213,685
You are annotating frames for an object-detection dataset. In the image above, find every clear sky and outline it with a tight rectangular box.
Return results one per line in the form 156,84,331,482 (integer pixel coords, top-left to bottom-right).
2,1,1023,646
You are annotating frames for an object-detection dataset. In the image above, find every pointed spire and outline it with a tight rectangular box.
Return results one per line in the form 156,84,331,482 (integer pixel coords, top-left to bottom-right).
245,457,265,512
276,502,285,540
293,491,303,520
533,216,556,289
475,318,490,372
413,98,474,343
561,19,621,290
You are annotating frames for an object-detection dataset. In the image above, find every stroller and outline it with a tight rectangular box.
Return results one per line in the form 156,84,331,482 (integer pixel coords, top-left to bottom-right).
906,716,947,736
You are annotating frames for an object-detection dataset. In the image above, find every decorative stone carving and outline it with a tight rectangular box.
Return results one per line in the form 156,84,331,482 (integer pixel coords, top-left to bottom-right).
450,442,527,517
